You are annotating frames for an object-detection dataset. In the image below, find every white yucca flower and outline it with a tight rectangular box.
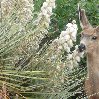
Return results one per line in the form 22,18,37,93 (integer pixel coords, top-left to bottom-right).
64,35,70,41
53,38,59,43
41,9,47,15
52,20,78,53
67,39,73,47
75,56,80,62
73,50,78,56
42,2,48,7
47,20,84,70
65,47,70,53
47,7,53,14
31,0,56,50
66,20,78,41
37,0,55,28
67,54,73,60
47,0,56,8
63,43,68,49
59,37,66,44
66,45,84,69
60,20,78,51
60,31,67,38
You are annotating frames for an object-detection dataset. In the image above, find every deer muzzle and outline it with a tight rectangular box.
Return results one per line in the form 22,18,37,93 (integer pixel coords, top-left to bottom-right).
78,43,86,52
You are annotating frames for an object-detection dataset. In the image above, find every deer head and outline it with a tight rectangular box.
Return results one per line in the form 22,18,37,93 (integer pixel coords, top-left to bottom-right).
78,6,99,54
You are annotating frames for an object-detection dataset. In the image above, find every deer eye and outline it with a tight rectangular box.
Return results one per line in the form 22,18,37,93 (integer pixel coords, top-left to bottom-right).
92,36,97,40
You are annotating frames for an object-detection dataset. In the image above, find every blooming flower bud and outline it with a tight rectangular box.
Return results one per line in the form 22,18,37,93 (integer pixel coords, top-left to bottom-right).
38,0,56,27
46,0,50,2
43,2,48,8
63,43,68,49
73,50,78,56
72,24,78,29
66,47,70,53
72,20,76,24
67,54,73,60
48,20,81,70
60,31,67,38
47,7,53,15
67,39,73,47
59,37,66,44
41,9,47,16
66,23,73,28
64,35,70,41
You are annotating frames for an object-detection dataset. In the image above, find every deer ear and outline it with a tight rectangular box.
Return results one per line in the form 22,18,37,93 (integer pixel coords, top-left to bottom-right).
78,5,92,29
95,26,99,33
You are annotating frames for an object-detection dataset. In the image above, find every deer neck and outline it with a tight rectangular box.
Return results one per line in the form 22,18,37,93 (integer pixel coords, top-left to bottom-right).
87,48,99,77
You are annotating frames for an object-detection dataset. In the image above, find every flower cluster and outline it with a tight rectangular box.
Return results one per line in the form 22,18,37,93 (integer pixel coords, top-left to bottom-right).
37,0,56,28
15,0,56,55
29,0,56,51
67,45,84,69
50,20,84,69
53,20,78,53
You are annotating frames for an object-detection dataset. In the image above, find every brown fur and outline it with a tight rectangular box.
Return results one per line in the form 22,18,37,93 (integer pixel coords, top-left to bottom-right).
79,8,99,99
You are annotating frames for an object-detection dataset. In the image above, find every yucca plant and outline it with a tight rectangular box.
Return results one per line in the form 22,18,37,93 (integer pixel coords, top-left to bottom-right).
0,0,56,98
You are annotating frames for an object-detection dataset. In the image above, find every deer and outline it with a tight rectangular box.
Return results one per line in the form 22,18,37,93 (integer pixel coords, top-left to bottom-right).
78,6,99,99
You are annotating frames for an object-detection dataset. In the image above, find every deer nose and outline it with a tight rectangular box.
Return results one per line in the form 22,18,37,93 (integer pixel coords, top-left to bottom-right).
78,43,86,52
